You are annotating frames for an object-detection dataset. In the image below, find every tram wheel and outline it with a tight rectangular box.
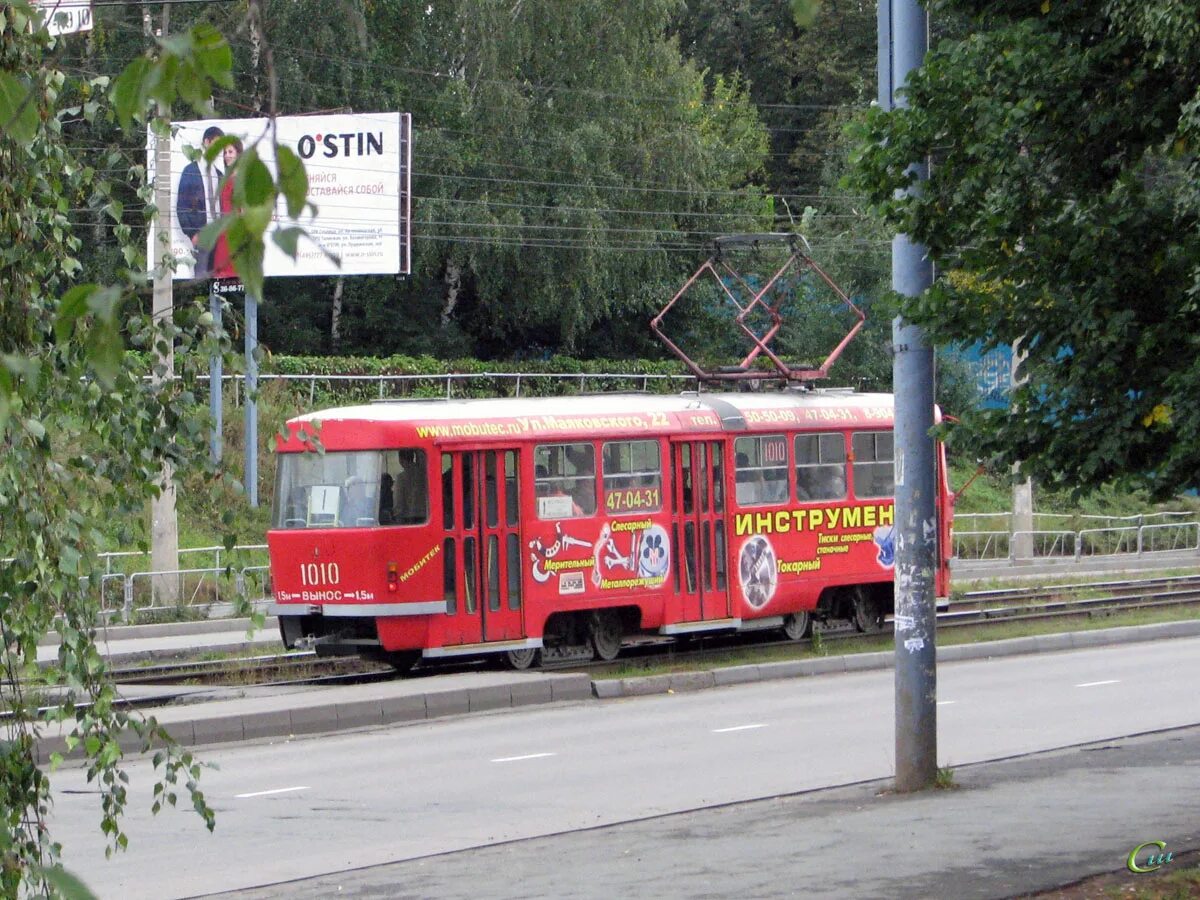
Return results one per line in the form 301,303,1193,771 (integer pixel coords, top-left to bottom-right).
505,647,541,670
384,650,420,674
781,611,812,641
589,611,623,661
852,589,885,634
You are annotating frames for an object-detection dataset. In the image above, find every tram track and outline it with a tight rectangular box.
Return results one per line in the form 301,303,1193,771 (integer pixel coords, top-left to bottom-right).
99,573,1200,692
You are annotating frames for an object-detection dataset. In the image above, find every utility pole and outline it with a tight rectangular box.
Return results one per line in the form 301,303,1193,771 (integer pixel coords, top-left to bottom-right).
1011,343,1033,559
210,282,223,465
245,290,258,507
149,2,179,604
880,0,938,792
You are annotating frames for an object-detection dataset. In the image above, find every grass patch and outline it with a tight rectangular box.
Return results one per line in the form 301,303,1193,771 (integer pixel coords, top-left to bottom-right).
954,569,1200,594
939,604,1200,646
934,766,958,790
129,605,211,626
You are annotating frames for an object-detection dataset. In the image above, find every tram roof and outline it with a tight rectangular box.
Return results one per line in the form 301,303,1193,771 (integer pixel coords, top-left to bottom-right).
280,390,897,451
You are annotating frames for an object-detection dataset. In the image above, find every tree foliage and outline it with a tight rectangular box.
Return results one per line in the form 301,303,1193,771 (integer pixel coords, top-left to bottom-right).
672,0,877,197
847,0,1200,496
0,1,303,893
111,0,770,360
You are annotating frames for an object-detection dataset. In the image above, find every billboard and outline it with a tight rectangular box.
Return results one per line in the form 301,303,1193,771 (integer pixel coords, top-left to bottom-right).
148,112,411,281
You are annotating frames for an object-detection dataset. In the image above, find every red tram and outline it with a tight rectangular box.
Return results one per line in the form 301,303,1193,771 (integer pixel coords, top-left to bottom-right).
266,390,953,670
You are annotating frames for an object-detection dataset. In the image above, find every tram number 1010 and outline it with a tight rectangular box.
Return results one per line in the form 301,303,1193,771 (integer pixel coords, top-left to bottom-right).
299,562,341,586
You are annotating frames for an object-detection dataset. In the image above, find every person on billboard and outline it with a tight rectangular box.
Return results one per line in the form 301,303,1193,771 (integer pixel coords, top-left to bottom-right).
176,125,224,279
210,138,243,280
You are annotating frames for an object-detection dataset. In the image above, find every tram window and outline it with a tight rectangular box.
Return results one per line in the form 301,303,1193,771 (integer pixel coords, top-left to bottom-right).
711,441,724,513
441,454,455,530
462,454,476,528
680,444,694,514
671,523,682,593
485,453,499,528
506,533,521,610
385,449,429,525
714,521,727,589
443,538,457,615
733,435,788,506
463,536,477,614
272,449,428,529
795,433,847,502
601,440,661,514
852,431,895,498
702,521,713,590
504,451,519,527
683,521,698,592
487,535,501,612
534,443,596,519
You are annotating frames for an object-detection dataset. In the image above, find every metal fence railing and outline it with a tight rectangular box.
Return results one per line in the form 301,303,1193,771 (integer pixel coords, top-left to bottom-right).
953,513,1200,562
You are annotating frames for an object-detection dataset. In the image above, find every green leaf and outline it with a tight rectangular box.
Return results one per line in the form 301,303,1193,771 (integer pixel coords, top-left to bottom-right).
0,71,38,143
272,226,304,259
40,866,101,900
275,145,309,218
111,57,151,129
192,23,234,88
240,154,276,208
85,320,123,389
55,285,97,344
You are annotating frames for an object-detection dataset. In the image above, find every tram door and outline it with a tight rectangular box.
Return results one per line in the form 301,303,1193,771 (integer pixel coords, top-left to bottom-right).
440,449,524,644
669,440,729,622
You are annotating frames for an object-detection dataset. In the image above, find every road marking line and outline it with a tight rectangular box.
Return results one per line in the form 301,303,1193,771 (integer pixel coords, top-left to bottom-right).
937,701,956,706
236,786,310,799
491,753,556,763
1076,680,1120,688
713,724,768,733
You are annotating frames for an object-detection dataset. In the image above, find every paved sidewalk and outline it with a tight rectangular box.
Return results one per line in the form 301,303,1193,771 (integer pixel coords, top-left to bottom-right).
212,724,1200,899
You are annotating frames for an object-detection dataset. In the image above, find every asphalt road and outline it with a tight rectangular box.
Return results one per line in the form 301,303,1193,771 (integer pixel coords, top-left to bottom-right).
49,635,1200,898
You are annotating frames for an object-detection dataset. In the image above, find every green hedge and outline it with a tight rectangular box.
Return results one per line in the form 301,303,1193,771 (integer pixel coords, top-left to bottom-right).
253,355,697,407
264,354,688,379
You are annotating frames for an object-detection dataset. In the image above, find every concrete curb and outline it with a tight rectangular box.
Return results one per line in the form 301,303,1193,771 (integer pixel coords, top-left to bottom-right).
588,618,1200,699
35,672,593,763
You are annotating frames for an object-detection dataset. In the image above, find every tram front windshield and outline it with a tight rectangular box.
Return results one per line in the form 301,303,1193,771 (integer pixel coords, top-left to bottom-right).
273,449,429,528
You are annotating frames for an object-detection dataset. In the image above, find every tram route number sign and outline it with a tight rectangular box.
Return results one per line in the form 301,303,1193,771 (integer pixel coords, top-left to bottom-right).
604,486,660,514
33,1,93,35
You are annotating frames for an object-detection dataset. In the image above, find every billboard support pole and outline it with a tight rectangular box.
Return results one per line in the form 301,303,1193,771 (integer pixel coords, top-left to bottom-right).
881,0,939,792
245,290,258,508
150,107,180,606
210,281,223,465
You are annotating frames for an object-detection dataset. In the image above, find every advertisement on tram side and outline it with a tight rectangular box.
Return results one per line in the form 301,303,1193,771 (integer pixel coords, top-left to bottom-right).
730,501,896,614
